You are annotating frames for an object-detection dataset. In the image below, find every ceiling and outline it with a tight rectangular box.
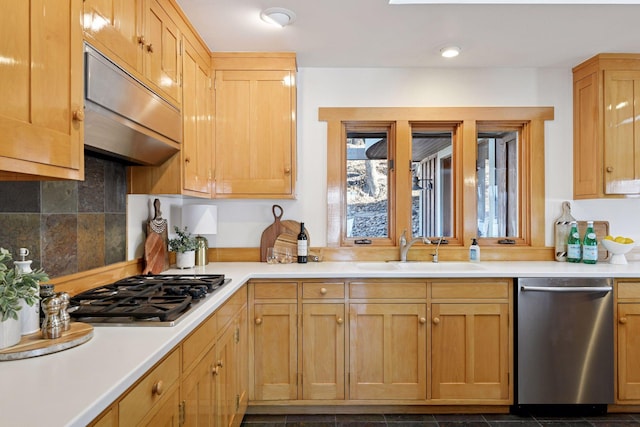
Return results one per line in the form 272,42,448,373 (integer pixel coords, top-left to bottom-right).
175,0,640,68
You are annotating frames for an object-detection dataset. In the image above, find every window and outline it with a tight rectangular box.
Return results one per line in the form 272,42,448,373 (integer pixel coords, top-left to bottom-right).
320,107,552,255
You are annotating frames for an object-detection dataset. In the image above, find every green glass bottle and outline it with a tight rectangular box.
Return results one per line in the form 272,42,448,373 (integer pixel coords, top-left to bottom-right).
566,221,581,263
582,220,598,264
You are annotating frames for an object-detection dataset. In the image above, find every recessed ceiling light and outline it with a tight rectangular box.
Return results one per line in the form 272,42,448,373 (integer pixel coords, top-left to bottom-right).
440,46,461,58
260,7,296,27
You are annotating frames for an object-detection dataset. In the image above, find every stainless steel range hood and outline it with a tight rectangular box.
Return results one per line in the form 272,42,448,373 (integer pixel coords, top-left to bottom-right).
83,43,181,165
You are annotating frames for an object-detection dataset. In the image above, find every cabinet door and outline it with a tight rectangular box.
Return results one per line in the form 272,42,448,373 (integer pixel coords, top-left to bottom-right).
143,0,181,105
141,386,181,427
431,303,509,401
349,303,427,400
618,303,640,401
0,0,84,179
215,69,294,197
235,303,249,418
83,0,142,73
604,70,640,195
182,345,215,427
182,35,212,196
252,303,298,400
573,71,601,199
215,323,236,427
302,303,345,400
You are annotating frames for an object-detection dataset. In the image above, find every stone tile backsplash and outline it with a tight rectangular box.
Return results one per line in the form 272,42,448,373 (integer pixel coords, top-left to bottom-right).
0,153,127,278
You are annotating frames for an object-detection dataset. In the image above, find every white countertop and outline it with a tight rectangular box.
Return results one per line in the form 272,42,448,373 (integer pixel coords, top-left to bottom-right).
2,260,639,427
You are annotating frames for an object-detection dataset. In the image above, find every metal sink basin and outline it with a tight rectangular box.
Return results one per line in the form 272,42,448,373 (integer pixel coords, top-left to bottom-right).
356,261,485,272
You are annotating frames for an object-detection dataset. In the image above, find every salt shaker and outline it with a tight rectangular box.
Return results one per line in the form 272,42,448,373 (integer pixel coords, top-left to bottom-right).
41,296,62,339
57,292,71,331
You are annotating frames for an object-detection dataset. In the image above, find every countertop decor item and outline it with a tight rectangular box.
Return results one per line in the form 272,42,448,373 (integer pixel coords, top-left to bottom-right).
169,226,198,269
554,201,576,261
601,239,636,265
143,199,169,274
260,205,285,262
182,204,217,266
0,322,93,361
0,248,49,350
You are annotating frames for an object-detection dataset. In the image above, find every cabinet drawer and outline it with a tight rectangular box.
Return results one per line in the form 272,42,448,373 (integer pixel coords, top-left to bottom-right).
431,280,510,300
349,281,427,299
302,282,345,299
618,282,640,299
253,282,297,299
119,349,180,426
182,313,216,373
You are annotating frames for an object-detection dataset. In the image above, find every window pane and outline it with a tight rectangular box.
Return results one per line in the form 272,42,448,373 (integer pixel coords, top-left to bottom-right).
411,128,454,238
476,130,519,238
346,129,390,238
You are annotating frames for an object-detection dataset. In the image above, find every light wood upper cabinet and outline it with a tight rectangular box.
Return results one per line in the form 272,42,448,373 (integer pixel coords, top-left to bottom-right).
142,0,181,106
82,0,142,73
0,0,84,180
213,53,297,198
573,54,640,198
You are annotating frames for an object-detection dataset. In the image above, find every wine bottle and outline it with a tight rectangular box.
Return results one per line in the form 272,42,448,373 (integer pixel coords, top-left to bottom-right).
582,220,598,264
566,221,581,263
297,222,308,264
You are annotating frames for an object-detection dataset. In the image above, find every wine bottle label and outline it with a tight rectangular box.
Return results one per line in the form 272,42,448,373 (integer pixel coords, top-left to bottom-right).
297,241,308,256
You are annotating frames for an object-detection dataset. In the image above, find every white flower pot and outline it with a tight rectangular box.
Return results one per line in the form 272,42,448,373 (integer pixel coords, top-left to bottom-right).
0,316,22,350
176,250,196,269
19,298,40,335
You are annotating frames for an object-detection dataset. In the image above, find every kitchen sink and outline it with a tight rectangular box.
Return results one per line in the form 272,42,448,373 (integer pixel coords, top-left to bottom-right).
356,261,486,272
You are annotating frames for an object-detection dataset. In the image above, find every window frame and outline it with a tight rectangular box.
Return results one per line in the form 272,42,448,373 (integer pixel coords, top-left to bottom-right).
320,107,553,256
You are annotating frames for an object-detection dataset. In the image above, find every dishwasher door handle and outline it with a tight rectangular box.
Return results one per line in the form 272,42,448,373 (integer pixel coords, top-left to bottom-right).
520,285,613,293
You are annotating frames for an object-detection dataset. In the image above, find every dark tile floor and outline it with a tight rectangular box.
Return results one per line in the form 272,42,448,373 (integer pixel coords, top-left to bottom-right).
241,412,640,427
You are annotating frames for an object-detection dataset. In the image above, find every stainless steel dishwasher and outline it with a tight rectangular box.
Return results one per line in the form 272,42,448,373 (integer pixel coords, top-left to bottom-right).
516,277,614,408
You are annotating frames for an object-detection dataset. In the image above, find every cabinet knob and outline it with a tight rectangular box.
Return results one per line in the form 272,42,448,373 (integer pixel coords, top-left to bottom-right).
606,166,613,173
337,317,344,325
152,380,164,396
320,287,328,295
432,317,440,325
217,360,224,368
419,317,427,324
284,167,291,175
72,109,85,122
212,365,219,375
185,157,191,164
619,317,628,324
146,43,154,53
255,318,262,325
138,35,146,45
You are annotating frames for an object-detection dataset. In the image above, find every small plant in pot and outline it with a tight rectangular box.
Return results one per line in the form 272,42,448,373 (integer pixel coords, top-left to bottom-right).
0,248,49,349
168,226,198,269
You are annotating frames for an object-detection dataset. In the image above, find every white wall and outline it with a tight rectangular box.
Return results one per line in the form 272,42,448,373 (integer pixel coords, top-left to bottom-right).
127,66,640,259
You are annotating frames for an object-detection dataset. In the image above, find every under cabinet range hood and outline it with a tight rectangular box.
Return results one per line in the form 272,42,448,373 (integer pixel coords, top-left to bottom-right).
83,43,181,165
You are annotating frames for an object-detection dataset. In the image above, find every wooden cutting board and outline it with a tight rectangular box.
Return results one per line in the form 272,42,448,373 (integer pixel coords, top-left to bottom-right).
260,205,285,262
273,222,311,260
554,201,609,262
143,199,169,274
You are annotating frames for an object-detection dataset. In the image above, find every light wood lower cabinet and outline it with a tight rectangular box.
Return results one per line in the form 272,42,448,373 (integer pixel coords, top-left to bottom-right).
430,280,511,403
616,281,640,403
249,278,512,408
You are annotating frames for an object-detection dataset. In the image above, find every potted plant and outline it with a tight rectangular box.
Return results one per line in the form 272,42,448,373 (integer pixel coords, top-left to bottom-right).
168,226,198,269
0,248,49,349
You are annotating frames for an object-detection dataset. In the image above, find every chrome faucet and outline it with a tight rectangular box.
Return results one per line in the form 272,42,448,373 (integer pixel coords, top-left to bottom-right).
399,230,431,262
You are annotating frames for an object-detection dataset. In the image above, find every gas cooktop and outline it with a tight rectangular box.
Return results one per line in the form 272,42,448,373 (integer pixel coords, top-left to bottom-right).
69,274,230,326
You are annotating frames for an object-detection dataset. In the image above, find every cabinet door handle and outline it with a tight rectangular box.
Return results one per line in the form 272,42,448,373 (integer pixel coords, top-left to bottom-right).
72,109,85,122
619,317,628,324
284,167,291,175
212,365,219,375
606,166,613,173
137,35,146,45
419,317,427,324
432,317,440,325
217,360,224,368
336,317,344,325
320,287,327,295
255,318,262,325
146,43,154,53
185,157,191,164
152,380,164,396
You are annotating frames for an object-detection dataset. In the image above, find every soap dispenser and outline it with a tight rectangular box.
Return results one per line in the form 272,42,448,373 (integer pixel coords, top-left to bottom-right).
469,238,480,262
